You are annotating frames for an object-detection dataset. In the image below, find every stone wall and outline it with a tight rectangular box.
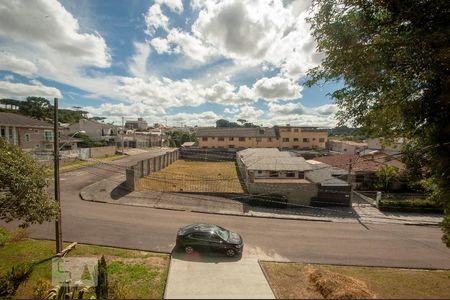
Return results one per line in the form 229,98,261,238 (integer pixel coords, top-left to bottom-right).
246,181,318,206
90,145,116,158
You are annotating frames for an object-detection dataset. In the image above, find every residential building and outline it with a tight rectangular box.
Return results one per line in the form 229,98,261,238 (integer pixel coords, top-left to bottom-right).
125,118,148,130
312,151,406,189
196,125,328,150
237,148,317,205
366,137,405,155
118,131,164,148
0,112,53,151
327,139,368,154
68,119,118,144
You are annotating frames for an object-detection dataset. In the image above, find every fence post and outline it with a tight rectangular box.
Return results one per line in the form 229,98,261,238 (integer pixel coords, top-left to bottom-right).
376,191,381,208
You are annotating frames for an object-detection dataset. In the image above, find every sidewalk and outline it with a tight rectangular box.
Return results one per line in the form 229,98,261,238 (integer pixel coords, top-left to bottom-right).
80,176,443,226
164,250,274,299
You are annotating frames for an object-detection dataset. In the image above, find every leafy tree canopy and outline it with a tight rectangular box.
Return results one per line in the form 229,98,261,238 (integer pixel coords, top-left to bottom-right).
215,119,259,128
307,0,450,245
166,130,196,147
0,139,58,227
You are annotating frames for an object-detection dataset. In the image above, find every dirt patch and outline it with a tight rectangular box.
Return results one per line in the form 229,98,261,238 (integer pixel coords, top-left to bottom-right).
307,265,375,299
136,159,244,193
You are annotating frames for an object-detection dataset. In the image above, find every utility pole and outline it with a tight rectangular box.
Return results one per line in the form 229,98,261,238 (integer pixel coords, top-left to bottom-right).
53,98,63,253
347,157,353,203
121,116,124,154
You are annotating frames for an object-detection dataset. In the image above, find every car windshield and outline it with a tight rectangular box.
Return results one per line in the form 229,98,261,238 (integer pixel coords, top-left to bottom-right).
215,228,229,241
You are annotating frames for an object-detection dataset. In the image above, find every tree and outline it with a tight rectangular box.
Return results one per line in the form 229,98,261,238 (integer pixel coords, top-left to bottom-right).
95,255,108,299
20,97,51,120
375,165,399,192
307,0,450,245
0,139,58,227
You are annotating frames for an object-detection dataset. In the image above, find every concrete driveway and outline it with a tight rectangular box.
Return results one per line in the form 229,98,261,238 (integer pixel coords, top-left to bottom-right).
165,248,275,299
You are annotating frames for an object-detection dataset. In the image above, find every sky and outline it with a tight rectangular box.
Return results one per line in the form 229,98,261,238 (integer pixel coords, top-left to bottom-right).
0,0,343,127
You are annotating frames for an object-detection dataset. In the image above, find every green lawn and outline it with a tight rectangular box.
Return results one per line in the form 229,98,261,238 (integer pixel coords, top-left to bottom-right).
261,262,450,299
0,227,169,299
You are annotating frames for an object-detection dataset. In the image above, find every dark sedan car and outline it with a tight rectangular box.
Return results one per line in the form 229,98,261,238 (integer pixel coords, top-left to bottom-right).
176,224,244,257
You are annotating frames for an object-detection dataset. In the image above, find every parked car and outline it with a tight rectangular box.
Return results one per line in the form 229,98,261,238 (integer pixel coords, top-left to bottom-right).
176,223,244,257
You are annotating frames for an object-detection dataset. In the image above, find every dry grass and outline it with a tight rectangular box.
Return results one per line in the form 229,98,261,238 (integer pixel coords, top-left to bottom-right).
136,159,244,193
307,266,375,299
261,262,450,299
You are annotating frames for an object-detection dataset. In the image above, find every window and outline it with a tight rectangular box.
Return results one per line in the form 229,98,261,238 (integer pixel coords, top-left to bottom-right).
229,137,234,141
239,137,245,141
44,130,53,141
25,133,30,142
303,138,310,142
228,145,235,148
282,138,289,142
35,144,40,148
34,129,39,133
257,170,263,174
286,172,295,177
211,137,215,140
298,172,304,179
218,137,224,141
8,128,13,141
313,138,316,141
293,138,299,142
0,128,4,137
293,146,299,149
269,171,278,177
294,129,299,132
202,137,208,141
268,137,272,142
319,138,325,142
190,232,209,240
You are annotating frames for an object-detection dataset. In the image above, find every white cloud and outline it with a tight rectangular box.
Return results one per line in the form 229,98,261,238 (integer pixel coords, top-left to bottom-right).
253,77,302,100
128,42,151,77
0,80,62,99
3,75,14,81
0,0,110,68
268,102,307,115
145,4,170,35
156,0,184,14
150,37,171,54
0,53,38,76
313,104,337,115
236,105,264,122
267,102,338,127
167,111,221,126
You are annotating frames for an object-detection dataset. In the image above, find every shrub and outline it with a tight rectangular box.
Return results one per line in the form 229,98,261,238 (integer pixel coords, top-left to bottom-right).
7,263,33,292
0,227,11,247
96,255,108,299
0,274,13,298
10,228,29,243
379,198,443,213
33,279,52,299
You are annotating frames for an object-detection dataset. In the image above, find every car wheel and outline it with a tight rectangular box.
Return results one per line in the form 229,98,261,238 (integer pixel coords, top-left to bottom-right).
226,248,236,257
185,246,194,254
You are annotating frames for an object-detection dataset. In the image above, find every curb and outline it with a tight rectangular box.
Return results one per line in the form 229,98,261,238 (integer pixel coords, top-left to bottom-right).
257,260,278,299
163,254,173,299
258,259,450,271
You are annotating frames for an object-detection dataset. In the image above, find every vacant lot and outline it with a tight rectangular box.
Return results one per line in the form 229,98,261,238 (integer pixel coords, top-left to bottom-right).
136,159,244,193
0,227,169,299
260,262,450,299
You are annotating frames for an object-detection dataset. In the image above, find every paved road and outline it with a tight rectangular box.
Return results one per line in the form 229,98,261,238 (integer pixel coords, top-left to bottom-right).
7,156,450,269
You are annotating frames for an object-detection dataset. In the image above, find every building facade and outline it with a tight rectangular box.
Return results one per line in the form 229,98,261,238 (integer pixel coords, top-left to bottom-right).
125,118,148,130
0,112,54,151
196,126,328,150
68,119,118,143
327,139,368,154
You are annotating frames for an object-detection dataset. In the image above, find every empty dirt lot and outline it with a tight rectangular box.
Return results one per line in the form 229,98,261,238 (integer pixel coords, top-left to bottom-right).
135,159,245,193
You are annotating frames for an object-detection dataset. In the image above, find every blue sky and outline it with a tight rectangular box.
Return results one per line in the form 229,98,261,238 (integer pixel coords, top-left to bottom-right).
0,0,342,127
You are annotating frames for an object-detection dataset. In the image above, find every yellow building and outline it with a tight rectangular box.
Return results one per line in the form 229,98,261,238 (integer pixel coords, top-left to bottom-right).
196,126,328,150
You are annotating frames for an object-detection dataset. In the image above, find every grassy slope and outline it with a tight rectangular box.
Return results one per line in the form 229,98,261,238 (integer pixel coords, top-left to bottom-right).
261,262,450,299
0,238,169,299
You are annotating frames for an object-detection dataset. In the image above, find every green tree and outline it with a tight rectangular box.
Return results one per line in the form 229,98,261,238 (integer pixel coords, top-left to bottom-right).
20,97,51,120
307,0,450,246
0,139,58,227
375,165,399,192
95,255,108,299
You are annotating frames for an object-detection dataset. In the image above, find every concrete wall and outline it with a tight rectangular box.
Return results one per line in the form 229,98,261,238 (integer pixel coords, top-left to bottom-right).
90,145,116,158
246,181,318,206
125,149,179,191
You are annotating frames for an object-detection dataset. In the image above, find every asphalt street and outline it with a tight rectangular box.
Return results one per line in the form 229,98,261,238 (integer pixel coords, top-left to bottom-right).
6,155,450,269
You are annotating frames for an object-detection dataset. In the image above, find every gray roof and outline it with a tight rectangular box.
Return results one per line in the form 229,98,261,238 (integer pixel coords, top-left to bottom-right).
305,160,349,186
0,112,52,128
238,148,312,171
196,127,277,138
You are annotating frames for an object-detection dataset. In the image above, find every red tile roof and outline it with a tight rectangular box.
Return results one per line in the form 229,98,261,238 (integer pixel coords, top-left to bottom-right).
312,153,405,173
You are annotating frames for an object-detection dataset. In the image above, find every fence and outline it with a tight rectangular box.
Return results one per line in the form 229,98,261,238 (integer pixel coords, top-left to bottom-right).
31,146,117,163
179,148,236,161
